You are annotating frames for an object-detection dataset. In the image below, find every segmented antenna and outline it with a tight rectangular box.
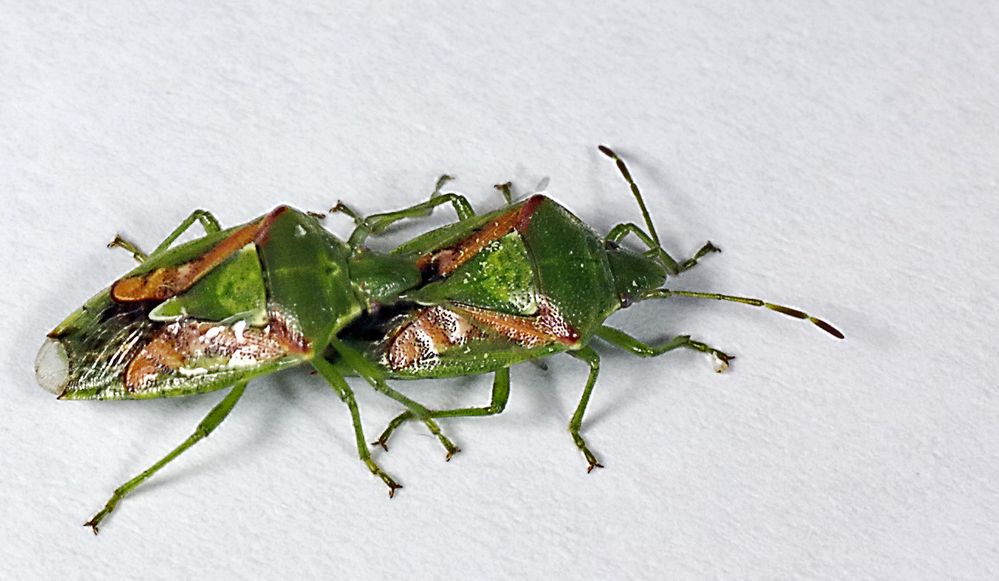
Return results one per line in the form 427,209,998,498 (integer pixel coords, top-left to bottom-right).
642,288,844,339
598,145,662,248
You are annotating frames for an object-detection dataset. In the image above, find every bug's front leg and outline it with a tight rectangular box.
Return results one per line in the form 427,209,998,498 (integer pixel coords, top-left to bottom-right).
676,241,722,273
595,325,734,373
606,222,720,276
311,357,402,496
84,381,247,534
373,368,511,453
567,347,604,473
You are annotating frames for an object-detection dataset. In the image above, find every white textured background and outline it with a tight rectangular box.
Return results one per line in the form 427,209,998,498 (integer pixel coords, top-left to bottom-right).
2,2,998,579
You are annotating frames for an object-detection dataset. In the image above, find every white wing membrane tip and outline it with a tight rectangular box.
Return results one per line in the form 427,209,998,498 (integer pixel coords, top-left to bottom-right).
35,338,69,395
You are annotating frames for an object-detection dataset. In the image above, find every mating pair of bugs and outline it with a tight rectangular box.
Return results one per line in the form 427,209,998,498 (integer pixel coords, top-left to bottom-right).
36,146,842,533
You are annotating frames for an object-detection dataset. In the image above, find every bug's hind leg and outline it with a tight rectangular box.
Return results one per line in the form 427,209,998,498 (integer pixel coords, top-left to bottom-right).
596,325,734,372
312,358,402,496
567,347,604,472
84,381,247,534
373,368,511,453
335,176,476,248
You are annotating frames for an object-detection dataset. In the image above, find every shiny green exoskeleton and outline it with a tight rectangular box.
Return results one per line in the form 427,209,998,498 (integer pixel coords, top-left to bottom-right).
329,146,843,473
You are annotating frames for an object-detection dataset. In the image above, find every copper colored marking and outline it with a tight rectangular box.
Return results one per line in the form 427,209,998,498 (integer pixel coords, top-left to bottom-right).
111,207,290,303
124,307,309,392
385,306,477,371
384,298,579,373
514,195,544,233
417,196,546,278
454,296,579,349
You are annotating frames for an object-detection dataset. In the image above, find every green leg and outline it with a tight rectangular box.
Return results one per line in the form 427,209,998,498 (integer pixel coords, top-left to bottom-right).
84,382,247,534
311,357,402,497
606,222,720,275
567,347,603,472
596,325,734,372
328,339,461,460
374,368,511,453
677,241,722,273
107,234,148,263
494,182,515,205
108,209,223,264
338,177,475,247
151,209,222,255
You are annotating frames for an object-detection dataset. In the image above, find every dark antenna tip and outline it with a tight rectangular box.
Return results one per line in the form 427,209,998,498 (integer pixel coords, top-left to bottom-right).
597,144,662,247
657,289,844,341
813,319,845,340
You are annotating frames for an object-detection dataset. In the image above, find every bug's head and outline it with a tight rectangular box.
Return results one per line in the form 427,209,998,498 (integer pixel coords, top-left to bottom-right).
606,244,668,307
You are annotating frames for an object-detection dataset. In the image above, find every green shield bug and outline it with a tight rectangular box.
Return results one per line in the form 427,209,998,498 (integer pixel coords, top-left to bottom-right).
329,145,843,473
37,203,472,532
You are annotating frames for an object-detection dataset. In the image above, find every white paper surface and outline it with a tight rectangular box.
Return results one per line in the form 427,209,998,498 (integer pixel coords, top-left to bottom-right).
2,1,997,579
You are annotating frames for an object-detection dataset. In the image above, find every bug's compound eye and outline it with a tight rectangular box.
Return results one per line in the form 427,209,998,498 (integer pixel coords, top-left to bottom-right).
35,338,70,396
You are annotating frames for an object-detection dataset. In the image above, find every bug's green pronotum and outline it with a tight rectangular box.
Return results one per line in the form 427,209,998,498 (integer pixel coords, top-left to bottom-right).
36,146,842,533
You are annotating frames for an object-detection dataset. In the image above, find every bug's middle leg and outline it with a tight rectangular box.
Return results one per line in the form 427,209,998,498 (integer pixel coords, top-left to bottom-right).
373,367,511,452
328,339,462,460
567,346,604,472
83,381,247,534
311,357,402,496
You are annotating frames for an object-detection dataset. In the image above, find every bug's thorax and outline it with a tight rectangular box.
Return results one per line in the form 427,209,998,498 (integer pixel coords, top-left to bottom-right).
348,251,422,307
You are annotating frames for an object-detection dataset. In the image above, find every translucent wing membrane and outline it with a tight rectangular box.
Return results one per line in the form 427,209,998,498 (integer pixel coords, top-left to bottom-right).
40,293,156,399
38,208,337,400
42,288,310,400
